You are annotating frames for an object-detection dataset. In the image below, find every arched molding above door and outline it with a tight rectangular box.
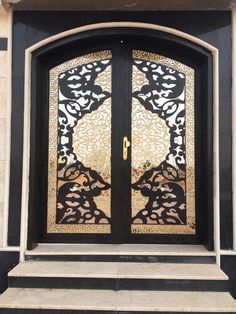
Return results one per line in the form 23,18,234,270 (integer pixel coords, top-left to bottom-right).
27,22,217,54
20,22,220,265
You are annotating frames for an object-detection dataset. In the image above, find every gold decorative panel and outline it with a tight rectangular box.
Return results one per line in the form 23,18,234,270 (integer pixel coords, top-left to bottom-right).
131,98,171,184
47,48,196,237
48,51,112,233
131,50,195,234
73,99,111,184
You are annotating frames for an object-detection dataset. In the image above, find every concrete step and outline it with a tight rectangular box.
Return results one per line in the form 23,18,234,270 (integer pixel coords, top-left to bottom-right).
8,261,228,291
25,244,216,263
1,288,236,313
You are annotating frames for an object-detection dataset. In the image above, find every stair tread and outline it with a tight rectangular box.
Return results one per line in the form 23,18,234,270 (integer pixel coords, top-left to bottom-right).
9,261,228,280
26,244,215,256
0,288,236,311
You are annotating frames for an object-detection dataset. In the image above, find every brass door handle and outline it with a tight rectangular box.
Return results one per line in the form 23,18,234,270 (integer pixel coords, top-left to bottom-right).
123,136,131,160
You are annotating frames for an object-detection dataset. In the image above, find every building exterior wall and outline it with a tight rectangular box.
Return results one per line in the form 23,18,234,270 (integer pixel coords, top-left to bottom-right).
0,7,11,247
7,10,232,248
0,7,19,294
0,3,236,296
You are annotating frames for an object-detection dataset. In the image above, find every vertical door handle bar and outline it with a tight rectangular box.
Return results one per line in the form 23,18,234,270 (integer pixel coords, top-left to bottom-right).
123,136,131,160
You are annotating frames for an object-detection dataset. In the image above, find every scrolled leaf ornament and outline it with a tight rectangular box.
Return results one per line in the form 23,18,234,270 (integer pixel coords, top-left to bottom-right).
132,55,187,227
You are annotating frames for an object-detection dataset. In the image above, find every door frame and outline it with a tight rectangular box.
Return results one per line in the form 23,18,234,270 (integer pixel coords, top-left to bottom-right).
20,22,220,263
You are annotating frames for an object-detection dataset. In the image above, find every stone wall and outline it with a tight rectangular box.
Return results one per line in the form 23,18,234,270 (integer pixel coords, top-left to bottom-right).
0,6,10,246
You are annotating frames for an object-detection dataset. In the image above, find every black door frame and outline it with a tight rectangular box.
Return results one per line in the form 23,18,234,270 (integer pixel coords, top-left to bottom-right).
27,27,213,249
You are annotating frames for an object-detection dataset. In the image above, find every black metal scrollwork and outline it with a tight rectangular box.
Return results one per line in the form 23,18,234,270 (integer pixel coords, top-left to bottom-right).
56,59,111,225
132,59,187,225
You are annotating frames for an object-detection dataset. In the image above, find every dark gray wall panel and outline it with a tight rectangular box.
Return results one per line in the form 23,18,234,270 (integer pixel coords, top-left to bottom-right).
9,11,232,249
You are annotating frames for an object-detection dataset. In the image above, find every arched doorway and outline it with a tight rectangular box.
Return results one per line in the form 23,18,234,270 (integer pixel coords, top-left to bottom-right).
27,26,213,247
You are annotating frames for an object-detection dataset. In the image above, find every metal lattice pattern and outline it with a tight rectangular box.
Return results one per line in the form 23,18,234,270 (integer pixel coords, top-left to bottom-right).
131,50,195,234
48,51,112,233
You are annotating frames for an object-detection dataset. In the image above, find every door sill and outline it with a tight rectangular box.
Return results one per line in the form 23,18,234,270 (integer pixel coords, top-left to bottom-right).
25,243,216,256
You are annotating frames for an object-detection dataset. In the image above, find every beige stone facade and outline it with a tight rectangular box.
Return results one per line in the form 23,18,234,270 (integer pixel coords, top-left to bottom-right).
0,6,11,246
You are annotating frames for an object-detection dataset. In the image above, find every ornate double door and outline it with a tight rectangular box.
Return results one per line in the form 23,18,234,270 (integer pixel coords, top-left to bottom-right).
46,42,196,243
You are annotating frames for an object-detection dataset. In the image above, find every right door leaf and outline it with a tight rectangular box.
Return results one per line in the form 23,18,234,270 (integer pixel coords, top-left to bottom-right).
131,50,195,235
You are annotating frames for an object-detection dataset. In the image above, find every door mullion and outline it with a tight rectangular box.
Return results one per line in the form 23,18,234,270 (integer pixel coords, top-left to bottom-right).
111,43,132,243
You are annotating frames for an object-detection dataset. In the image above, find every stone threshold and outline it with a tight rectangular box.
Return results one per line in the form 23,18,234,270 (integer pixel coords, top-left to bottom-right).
25,244,216,256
